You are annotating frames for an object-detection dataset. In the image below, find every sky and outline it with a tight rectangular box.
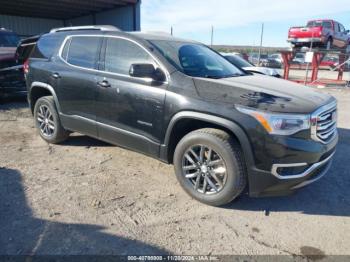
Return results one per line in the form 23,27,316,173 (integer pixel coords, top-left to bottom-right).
141,0,350,47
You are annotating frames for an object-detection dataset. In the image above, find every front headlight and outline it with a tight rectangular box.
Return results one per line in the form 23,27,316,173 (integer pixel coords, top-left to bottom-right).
236,105,310,135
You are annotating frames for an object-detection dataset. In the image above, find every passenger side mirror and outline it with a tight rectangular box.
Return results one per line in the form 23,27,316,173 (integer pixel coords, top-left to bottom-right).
129,63,166,82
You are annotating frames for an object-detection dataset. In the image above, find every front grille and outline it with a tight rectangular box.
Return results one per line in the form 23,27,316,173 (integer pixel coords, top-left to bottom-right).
311,101,337,143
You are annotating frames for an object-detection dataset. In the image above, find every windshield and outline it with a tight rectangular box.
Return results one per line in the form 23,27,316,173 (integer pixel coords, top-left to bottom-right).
225,55,253,68
149,40,245,78
0,32,20,47
307,21,331,28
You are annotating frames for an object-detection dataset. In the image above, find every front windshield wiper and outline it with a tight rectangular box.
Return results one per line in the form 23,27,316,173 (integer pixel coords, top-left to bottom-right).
204,75,222,79
204,73,245,79
221,73,245,78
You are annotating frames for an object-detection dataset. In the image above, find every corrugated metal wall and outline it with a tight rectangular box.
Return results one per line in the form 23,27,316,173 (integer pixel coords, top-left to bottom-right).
0,15,63,37
66,5,140,31
0,2,141,37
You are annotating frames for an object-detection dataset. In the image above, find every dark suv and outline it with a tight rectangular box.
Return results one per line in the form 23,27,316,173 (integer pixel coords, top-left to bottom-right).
26,26,338,206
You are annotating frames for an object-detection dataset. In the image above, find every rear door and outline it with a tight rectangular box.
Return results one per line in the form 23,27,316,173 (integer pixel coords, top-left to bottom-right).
54,35,103,137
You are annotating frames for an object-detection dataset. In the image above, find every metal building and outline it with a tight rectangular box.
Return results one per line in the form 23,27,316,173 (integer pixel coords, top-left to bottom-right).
0,0,141,37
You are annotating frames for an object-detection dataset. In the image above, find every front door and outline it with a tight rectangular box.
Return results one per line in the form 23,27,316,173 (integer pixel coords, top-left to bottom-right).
95,37,167,156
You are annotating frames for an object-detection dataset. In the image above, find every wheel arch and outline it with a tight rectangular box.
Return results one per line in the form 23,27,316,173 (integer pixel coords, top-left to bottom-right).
160,111,255,169
29,82,61,114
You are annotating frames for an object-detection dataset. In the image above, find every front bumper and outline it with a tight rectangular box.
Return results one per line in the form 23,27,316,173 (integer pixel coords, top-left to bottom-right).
248,132,338,197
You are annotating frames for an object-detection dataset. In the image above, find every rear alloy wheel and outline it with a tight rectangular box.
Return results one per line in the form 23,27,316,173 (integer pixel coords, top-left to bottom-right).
174,128,247,206
37,105,55,138
34,96,69,144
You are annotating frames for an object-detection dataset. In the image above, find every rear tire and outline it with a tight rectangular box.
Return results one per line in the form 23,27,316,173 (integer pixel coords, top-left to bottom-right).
346,45,350,54
34,96,69,144
173,128,247,206
326,38,333,50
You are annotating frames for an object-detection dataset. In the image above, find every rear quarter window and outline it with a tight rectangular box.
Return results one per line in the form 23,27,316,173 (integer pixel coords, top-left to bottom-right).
31,34,65,59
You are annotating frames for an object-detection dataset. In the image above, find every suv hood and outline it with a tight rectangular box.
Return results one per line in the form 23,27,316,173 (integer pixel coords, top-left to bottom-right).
193,74,333,114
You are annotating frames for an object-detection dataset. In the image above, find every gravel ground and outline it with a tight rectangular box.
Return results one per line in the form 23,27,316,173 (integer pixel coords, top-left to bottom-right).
0,88,349,258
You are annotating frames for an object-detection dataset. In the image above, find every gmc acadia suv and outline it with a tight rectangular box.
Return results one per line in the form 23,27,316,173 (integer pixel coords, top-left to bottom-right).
26,26,338,206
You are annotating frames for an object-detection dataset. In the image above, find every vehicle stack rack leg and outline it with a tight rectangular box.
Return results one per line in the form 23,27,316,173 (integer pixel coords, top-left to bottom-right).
311,52,325,82
281,51,294,80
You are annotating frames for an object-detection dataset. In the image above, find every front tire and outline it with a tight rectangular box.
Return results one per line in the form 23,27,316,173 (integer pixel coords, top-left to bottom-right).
173,128,247,206
34,96,69,144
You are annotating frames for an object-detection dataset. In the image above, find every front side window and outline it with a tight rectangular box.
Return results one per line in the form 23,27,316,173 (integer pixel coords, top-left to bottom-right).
65,36,100,69
104,38,154,75
149,40,244,78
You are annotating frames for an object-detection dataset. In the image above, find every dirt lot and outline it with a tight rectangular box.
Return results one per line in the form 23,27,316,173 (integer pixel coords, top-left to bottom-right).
0,88,349,258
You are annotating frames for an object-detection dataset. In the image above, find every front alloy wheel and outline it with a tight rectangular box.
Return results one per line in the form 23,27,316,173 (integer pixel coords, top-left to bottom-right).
174,128,247,206
182,145,227,195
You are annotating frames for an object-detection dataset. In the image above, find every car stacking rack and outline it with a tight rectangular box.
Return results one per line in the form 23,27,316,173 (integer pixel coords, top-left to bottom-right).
281,48,350,87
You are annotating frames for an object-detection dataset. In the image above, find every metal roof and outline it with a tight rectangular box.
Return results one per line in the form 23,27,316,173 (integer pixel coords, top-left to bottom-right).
0,0,138,20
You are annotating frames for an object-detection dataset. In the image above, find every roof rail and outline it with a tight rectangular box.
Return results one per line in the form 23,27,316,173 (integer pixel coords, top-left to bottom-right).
50,25,120,33
139,31,172,36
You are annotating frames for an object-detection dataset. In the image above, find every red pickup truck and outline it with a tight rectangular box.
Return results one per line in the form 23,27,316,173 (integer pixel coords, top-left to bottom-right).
288,19,350,50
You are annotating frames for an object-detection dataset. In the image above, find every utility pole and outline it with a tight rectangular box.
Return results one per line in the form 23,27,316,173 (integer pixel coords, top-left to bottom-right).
211,25,214,47
258,23,264,66
171,26,173,36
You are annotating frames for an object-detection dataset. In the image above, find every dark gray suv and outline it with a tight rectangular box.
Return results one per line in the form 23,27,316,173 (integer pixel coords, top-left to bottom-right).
25,26,338,206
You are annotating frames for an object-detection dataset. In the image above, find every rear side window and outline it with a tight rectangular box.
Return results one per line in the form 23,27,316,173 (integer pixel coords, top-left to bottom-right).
104,38,154,75
334,23,339,32
323,21,332,29
64,36,100,69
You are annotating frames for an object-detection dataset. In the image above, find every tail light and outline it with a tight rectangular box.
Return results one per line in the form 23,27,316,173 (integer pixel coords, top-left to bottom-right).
23,59,29,74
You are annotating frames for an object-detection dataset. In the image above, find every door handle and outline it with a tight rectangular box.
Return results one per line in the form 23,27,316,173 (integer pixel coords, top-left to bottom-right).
97,80,111,88
51,72,61,79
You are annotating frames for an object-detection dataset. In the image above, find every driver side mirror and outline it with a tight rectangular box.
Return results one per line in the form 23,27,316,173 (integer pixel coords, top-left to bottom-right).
345,30,350,34
129,63,166,82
